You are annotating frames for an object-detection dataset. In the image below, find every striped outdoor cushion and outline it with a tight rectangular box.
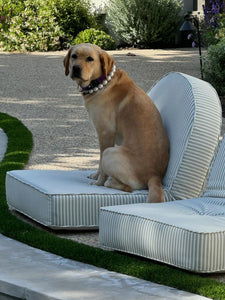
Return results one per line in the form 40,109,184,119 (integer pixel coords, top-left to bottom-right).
99,136,225,272
149,72,221,200
99,197,225,273
6,170,148,229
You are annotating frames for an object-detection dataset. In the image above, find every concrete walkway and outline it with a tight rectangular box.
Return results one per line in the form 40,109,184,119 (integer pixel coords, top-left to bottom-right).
0,234,210,300
0,49,217,299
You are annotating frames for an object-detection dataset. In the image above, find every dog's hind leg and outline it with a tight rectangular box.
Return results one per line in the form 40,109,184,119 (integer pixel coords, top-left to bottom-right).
104,177,132,192
102,146,144,192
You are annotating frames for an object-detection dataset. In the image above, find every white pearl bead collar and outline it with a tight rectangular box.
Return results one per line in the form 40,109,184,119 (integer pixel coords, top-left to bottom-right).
79,65,116,95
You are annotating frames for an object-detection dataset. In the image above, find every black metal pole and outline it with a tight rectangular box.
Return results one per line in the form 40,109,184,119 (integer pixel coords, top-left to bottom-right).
193,17,203,80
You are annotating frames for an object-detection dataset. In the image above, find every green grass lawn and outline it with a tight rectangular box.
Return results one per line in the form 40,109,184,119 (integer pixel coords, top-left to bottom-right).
0,112,225,300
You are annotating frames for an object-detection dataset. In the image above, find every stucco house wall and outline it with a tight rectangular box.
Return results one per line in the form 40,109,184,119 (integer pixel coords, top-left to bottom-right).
182,0,205,15
91,0,206,15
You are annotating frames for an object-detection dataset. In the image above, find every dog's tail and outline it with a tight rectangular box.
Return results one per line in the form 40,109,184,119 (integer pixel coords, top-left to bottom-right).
147,176,164,203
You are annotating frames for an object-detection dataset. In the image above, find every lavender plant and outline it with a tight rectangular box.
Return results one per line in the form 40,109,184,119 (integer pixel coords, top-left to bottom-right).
106,0,182,48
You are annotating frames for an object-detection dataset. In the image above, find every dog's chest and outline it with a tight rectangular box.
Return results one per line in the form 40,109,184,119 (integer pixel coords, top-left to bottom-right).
85,101,123,144
86,104,115,130
86,105,100,128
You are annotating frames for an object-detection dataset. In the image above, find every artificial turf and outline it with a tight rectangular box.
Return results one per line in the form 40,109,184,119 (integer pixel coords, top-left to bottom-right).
0,112,225,300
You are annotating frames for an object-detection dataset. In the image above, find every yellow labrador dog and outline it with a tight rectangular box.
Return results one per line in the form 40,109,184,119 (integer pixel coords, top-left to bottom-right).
64,43,169,203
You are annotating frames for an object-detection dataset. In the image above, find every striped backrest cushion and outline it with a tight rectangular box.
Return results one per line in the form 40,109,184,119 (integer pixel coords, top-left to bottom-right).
148,72,221,200
203,135,225,198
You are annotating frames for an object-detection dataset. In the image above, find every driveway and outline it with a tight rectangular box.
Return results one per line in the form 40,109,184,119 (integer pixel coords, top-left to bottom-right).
0,48,204,171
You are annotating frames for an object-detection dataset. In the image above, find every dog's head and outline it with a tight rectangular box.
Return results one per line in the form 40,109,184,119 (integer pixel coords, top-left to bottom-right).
63,43,115,88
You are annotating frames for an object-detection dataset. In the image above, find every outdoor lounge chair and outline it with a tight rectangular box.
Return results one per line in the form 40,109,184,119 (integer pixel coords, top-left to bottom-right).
5,72,222,229
99,134,225,273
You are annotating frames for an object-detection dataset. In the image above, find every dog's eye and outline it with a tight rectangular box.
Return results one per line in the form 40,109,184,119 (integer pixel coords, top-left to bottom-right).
72,54,77,59
86,56,94,62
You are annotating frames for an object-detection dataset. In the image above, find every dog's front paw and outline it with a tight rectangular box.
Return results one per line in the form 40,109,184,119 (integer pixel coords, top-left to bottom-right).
89,174,108,186
90,180,104,186
90,180,104,187
90,181,98,185
88,171,99,180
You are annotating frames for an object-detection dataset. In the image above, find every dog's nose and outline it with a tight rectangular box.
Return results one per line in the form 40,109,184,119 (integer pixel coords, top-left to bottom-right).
72,65,81,78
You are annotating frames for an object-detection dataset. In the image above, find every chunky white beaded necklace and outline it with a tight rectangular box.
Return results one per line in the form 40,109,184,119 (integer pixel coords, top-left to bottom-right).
78,65,116,95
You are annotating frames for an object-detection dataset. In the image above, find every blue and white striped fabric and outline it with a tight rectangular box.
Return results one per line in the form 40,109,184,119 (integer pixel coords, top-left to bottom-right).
6,170,148,229
99,197,225,272
149,72,221,200
99,138,225,272
204,135,225,198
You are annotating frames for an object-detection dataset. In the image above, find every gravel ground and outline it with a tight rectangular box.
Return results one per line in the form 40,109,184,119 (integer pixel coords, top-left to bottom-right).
0,48,205,171
1,48,224,283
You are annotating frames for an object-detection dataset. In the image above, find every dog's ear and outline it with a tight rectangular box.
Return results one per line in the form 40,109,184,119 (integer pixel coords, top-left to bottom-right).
100,50,115,77
63,48,72,76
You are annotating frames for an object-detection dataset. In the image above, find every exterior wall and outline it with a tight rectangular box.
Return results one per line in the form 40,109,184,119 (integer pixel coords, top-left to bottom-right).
90,0,206,15
182,0,205,15
90,0,108,13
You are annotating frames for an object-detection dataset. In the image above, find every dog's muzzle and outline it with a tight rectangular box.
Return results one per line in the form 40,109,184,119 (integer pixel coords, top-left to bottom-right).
72,65,81,79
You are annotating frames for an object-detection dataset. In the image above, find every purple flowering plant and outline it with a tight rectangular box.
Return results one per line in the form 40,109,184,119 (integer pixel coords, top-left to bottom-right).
202,1,225,98
203,0,224,27
187,33,196,47
202,0,225,45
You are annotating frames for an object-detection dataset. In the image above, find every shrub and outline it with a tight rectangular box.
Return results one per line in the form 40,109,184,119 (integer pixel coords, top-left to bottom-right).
203,38,225,96
53,0,95,39
105,0,182,48
0,0,97,51
0,0,23,33
74,28,116,50
0,0,62,51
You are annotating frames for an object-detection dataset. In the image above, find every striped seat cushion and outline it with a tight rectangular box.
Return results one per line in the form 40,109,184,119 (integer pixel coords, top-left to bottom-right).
99,139,225,272
149,72,221,200
6,170,148,229
99,197,225,273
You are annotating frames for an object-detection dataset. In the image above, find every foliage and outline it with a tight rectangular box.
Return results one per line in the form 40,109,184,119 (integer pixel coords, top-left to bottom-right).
201,1,225,98
53,0,95,39
202,0,225,45
0,0,23,33
0,111,225,300
0,0,62,51
105,0,183,48
203,38,225,96
0,0,99,51
0,113,33,176
74,28,116,50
